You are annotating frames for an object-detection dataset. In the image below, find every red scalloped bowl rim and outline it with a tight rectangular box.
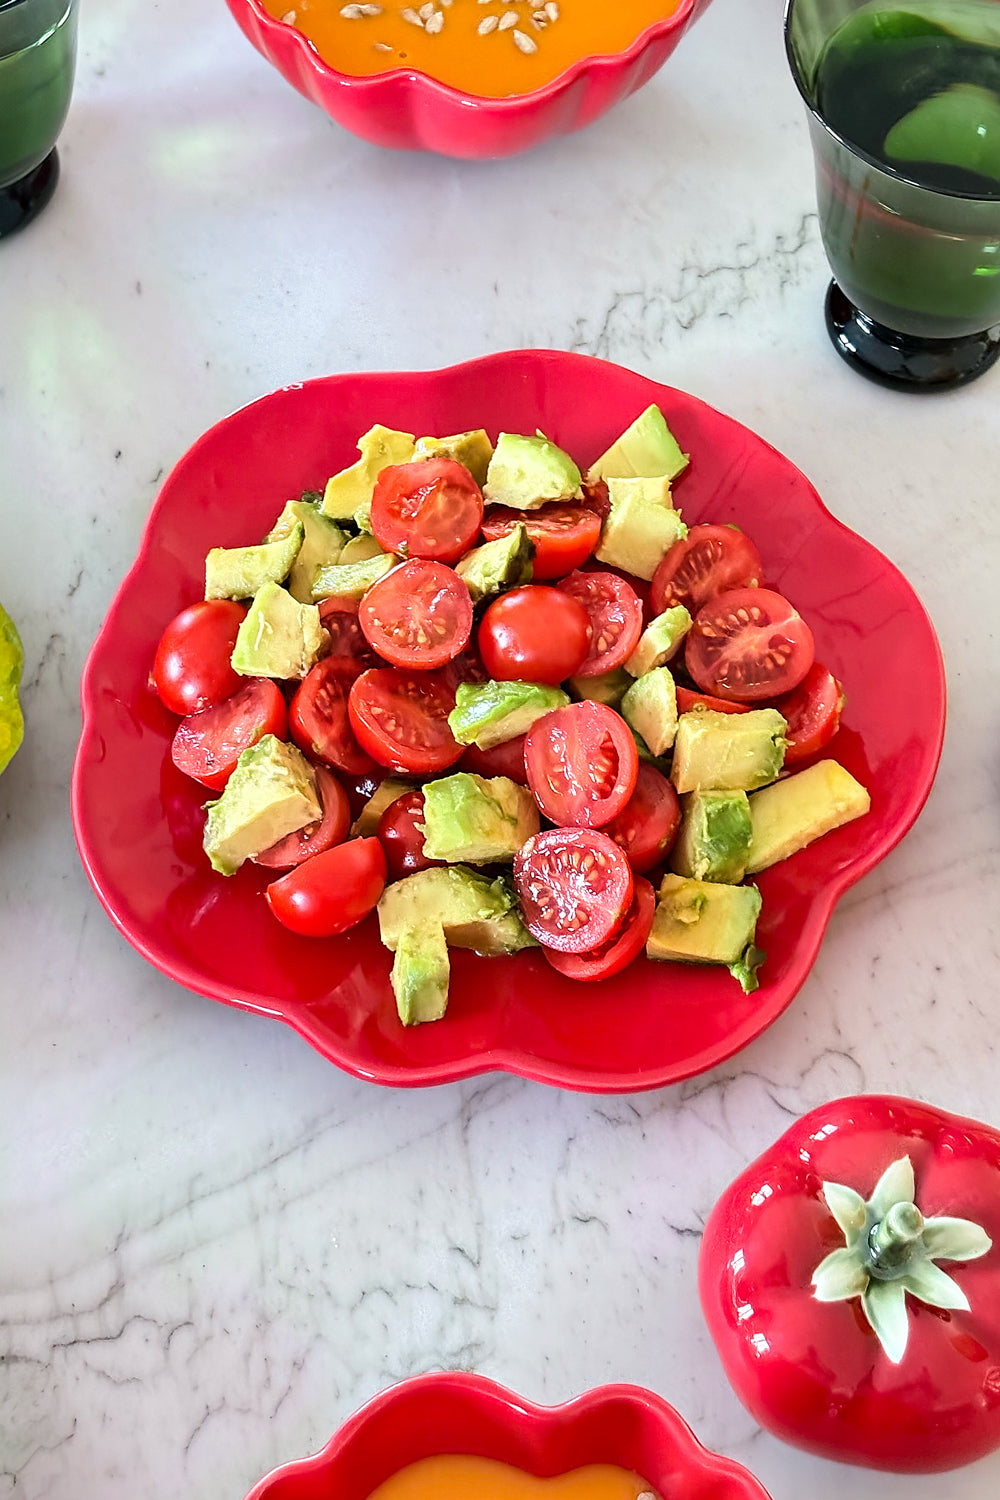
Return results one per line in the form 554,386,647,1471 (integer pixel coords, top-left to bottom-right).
242,1372,773,1498
71,349,945,1094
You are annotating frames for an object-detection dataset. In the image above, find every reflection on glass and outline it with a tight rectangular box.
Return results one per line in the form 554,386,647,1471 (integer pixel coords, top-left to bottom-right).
0,0,78,239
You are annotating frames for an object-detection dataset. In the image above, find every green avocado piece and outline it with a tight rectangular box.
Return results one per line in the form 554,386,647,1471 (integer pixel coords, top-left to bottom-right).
885,82,1000,185
484,433,582,511
620,668,678,758
311,551,398,602
203,735,320,876
625,606,692,677
339,532,389,565
321,424,416,521
671,707,786,794
671,790,753,884
588,405,689,484
567,666,632,708
0,601,24,778
230,581,325,680
419,772,539,864
413,428,494,488
205,522,303,602
266,500,347,604
746,759,871,873
391,922,451,1026
349,777,414,837
595,478,688,581
448,679,568,750
456,525,535,603
377,865,536,955
647,872,762,967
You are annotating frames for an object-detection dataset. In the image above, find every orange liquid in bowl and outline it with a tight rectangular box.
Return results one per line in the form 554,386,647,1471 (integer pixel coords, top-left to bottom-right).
261,0,685,97
365,1454,659,1500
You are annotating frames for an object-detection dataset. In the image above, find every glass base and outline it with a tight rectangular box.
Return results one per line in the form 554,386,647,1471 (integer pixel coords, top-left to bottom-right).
824,282,1000,392
0,148,60,241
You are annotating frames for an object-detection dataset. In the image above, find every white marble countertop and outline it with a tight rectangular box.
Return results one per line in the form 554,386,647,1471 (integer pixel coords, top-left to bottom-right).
3,0,1000,1495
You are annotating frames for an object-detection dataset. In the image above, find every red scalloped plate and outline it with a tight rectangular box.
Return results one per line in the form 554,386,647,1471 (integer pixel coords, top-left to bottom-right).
242,1372,772,1498
72,350,945,1093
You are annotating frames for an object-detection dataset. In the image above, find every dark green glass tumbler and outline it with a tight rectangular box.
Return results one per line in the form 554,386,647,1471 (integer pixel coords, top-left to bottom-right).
0,0,78,239
785,0,1000,390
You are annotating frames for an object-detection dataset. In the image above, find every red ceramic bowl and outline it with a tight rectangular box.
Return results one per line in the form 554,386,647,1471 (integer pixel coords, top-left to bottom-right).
243,1373,772,1498
72,350,944,1094
223,0,712,159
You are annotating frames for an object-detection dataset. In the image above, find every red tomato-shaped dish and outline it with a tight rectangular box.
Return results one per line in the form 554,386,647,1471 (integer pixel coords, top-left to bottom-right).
699,1094,1000,1473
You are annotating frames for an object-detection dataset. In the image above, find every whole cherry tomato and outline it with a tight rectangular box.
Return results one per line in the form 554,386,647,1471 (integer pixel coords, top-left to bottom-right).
699,1094,1000,1473
265,837,387,938
152,600,247,716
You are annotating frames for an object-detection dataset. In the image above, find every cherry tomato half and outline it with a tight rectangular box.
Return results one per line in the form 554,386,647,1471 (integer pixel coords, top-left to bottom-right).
556,569,644,677
524,700,639,829
318,595,380,679
359,558,472,671
376,789,444,881
513,827,634,954
289,659,379,777
370,458,483,564
459,732,529,786
602,762,681,873
348,667,462,776
481,503,602,580
772,661,844,764
651,525,762,616
170,678,286,790
254,766,350,869
478,585,590,685
265,836,387,938
152,599,247,717
674,686,752,717
543,876,656,981
686,587,815,702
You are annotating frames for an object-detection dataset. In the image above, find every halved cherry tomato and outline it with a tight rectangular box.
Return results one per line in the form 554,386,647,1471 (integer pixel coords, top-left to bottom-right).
459,732,529,786
376,789,444,881
358,558,472,672
772,661,844,763
441,643,490,693
318,595,379,678
686,587,815,702
152,599,247,716
348,667,462,776
254,766,350,869
556,569,643,677
543,876,655,981
289,659,379,777
481,503,602,579
170,678,286,790
579,476,611,520
513,827,634,954
370,458,483,564
524,700,638,830
602,762,681,873
651,525,762,615
675,686,752,716
265,836,387,938
478,585,590,685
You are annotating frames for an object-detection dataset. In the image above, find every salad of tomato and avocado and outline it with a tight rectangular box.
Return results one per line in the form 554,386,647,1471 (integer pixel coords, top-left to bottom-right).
150,405,871,1028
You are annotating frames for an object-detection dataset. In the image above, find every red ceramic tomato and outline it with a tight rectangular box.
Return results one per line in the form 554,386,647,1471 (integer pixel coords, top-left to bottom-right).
602,762,681,873
359,559,472,670
152,599,247,716
370,458,483,563
478,585,590,685
556,569,644,676
254,766,350,869
348,667,462,776
480,503,602,579
524,700,638,830
772,661,844,763
318,595,380,678
651,524,762,615
542,876,655,981
513,827,633,954
289,658,379,777
170,679,286,790
376,789,444,881
685,587,814,702
700,1094,1000,1473
265,836,387,938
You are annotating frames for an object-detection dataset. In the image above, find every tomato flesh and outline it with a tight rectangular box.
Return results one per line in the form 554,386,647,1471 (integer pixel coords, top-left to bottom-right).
170,678,286,790
265,836,387,938
289,658,379,777
152,599,247,717
555,569,644,677
348,667,462,776
376,789,444,881
318,595,380,679
772,661,844,763
524,700,638,830
513,828,634,954
651,525,762,616
481,503,602,579
254,766,350,869
478,585,591,685
370,458,483,564
359,558,472,671
686,587,815,702
543,876,655,981
602,762,681,873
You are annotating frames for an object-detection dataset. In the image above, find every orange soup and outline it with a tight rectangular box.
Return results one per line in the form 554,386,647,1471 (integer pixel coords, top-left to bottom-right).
365,1453,659,1500
262,0,685,98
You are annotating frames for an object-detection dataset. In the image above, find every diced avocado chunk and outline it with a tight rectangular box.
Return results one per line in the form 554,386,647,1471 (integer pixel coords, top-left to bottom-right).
595,478,688,581
321,424,415,520
620,668,678,757
413,429,493,487
455,525,534,603
671,791,753,884
625,606,692,677
377,866,535,955
350,777,414,838
647,873,762,966
745,760,871,873
484,433,582,510
266,501,347,604
568,667,632,708
205,522,303,602
672,707,787,794
420,772,539,864
448,680,568,750
0,600,24,777
339,532,388,565
312,551,397,602
588,405,689,484
231,581,325,680
391,923,450,1026
203,735,320,876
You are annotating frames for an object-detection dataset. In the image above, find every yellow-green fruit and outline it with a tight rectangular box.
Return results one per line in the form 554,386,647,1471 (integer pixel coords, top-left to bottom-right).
0,601,24,776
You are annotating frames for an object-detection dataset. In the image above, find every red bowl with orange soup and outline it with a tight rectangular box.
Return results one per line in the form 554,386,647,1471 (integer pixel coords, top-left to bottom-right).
242,1373,772,1499
222,0,713,157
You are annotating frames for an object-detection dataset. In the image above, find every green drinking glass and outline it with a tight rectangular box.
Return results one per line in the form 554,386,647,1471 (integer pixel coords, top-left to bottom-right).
0,0,78,239
785,0,1000,390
